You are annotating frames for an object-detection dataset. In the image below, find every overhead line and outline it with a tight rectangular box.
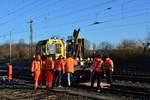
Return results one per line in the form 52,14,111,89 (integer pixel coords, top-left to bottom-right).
32,0,140,24
31,7,150,30
33,0,118,20
0,0,60,27
0,0,42,20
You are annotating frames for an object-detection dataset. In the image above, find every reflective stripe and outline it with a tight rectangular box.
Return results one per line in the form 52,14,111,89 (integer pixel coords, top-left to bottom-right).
67,73,71,86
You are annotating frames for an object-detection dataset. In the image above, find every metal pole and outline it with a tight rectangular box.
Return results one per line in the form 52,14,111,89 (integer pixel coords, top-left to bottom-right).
10,32,11,64
29,20,33,59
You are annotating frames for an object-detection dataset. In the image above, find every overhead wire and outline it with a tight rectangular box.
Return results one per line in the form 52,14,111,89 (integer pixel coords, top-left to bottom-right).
31,0,77,20
4,0,118,36
15,14,150,41
0,0,75,28
32,0,137,22
17,0,148,34
0,0,47,26
84,21,150,33
0,0,42,20
32,0,140,26
32,0,118,20
32,6,150,31
0,0,149,42
0,0,78,36
0,0,145,27
0,0,122,28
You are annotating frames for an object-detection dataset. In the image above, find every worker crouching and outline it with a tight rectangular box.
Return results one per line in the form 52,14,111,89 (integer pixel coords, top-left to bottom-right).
45,55,54,90
91,55,104,93
31,53,42,90
54,55,65,87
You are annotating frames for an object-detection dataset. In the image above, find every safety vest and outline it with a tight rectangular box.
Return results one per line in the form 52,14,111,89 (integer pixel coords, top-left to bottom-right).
8,64,12,80
31,60,42,73
65,57,77,73
105,58,114,72
45,59,54,72
93,57,103,72
55,59,64,72
42,60,46,71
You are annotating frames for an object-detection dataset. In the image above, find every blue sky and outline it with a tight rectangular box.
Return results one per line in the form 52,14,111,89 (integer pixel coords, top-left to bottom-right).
0,0,150,46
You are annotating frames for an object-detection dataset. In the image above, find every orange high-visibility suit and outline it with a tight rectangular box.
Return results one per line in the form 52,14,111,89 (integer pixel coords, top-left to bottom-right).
105,58,114,72
55,59,65,73
31,59,42,89
41,60,46,84
91,57,103,72
54,58,65,86
65,57,77,86
45,58,54,89
65,57,77,73
91,57,104,91
105,57,114,84
8,64,12,80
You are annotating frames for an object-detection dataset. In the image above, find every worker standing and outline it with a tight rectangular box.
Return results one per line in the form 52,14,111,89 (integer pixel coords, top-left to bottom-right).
8,64,12,81
105,57,114,85
45,55,54,90
65,53,77,87
54,55,65,87
41,56,46,85
91,55,104,93
31,53,42,90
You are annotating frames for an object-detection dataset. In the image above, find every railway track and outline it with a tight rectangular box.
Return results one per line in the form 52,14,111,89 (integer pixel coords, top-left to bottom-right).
107,84,150,96
0,67,149,99
0,76,150,100
112,74,150,83
14,70,150,83
2,78,150,97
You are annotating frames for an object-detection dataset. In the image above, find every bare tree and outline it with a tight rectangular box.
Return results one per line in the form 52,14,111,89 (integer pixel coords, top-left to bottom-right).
0,39,30,60
118,39,138,50
139,33,150,53
92,43,96,50
84,39,91,50
98,41,114,50
16,39,30,59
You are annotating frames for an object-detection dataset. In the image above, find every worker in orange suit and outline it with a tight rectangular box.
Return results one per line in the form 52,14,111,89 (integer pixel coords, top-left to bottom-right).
64,53,77,86
91,55,104,93
8,64,12,81
41,56,46,85
105,56,114,85
54,55,65,87
31,53,42,90
45,55,54,90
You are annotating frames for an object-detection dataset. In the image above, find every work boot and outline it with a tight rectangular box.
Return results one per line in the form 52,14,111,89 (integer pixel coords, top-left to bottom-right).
54,84,57,87
34,87,38,93
97,89,101,93
58,85,62,88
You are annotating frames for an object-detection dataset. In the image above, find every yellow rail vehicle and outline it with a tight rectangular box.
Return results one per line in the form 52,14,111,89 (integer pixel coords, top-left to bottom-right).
36,37,65,58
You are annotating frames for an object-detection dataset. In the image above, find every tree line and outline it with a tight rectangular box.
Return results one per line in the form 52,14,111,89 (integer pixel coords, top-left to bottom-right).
0,33,149,60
